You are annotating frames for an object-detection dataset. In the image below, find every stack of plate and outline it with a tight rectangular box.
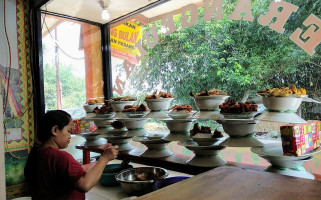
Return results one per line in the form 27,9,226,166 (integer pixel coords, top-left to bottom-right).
132,135,173,158
216,119,263,147
251,143,320,179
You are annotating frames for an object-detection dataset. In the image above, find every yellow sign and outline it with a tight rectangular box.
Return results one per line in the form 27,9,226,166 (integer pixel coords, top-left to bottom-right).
110,21,142,64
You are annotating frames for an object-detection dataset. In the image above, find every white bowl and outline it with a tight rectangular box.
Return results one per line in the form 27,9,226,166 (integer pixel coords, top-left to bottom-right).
167,110,195,119
221,112,257,119
255,112,307,123
83,103,103,113
79,132,102,140
116,118,146,130
217,119,259,137
262,96,303,112
192,134,227,146
221,137,263,147
95,112,115,119
144,98,174,111
193,95,229,111
85,118,113,128
123,111,149,118
109,101,136,112
162,119,195,132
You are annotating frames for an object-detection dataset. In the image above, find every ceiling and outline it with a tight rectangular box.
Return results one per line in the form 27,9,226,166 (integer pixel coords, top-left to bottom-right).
41,0,204,24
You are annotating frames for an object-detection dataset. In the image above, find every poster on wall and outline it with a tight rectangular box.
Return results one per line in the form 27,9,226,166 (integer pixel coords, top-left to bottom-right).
110,21,142,64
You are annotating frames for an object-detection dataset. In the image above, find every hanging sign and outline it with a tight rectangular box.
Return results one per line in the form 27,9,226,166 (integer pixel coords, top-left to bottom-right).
110,21,142,64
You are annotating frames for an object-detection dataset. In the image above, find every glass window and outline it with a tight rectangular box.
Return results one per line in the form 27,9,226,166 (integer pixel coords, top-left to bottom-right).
42,15,104,119
109,0,321,177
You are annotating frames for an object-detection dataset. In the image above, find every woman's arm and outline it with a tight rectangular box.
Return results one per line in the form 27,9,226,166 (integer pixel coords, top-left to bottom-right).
74,145,119,192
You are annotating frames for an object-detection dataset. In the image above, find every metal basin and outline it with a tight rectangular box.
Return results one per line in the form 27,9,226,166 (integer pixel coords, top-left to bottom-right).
115,167,168,196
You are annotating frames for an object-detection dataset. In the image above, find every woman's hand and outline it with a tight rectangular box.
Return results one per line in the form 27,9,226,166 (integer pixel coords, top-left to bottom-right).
101,145,119,161
75,145,119,192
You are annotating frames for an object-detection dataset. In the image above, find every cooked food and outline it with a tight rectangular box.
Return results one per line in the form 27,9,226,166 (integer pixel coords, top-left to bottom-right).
111,121,125,129
93,105,114,114
107,96,137,102
87,99,100,105
257,84,306,97
145,91,173,99
122,104,149,112
190,123,201,136
190,123,223,138
219,100,258,113
213,129,224,138
170,104,193,112
189,89,227,97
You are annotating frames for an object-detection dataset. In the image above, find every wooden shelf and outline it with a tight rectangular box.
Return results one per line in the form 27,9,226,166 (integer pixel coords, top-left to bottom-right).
76,142,265,175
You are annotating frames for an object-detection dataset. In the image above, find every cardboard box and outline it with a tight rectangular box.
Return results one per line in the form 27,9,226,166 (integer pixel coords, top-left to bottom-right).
280,121,320,156
72,119,97,134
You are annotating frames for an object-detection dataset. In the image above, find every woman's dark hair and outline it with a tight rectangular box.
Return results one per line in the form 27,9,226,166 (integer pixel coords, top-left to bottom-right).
37,110,72,142
25,110,72,195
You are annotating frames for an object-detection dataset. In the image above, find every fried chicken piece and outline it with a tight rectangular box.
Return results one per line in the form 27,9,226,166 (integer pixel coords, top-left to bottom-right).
159,91,173,98
87,99,100,105
213,129,224,138
122,104,149,112
200,126,212,134
190,123,201,137
219,100,257,113
111,121,125,129
145,94,160,99
193,89,227,96
145,91,173,99
107,96,137,102
170,104,193,112
93,105,114,114
136,104,149,111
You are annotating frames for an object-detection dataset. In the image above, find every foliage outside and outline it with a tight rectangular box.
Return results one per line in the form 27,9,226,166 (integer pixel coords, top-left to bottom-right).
123,0,321,120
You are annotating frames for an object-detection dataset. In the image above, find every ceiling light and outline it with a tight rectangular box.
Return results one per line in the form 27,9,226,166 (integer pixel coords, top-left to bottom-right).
99,0,111,21
101,8,110,20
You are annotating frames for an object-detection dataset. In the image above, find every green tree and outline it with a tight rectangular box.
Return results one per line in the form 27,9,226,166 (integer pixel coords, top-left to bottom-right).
44,63,86,110
127,0,321,119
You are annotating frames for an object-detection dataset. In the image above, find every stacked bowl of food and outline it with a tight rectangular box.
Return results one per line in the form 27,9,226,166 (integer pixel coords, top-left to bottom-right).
83,98,104,113
178,123,227,167
144,91,174,111
216,100,263,147
122,104,150,118
256,84,307,123
132,134,173,157
163,104,196,141
190,89,230,111
107,96,137,112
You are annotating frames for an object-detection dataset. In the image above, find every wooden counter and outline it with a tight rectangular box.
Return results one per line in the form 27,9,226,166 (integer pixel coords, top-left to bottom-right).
76,143,265,175
137,166,321,200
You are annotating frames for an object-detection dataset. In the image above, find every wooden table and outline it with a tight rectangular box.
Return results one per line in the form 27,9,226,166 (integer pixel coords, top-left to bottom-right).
137,166,321,200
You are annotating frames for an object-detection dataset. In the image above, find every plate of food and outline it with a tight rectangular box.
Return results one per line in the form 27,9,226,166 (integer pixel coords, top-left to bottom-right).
106,96,137,112
190,123,227,146
144,91,174,111
219,100,258,119
190,89,229,111
167,104,195,119
93,105,115,118
122,104,150,118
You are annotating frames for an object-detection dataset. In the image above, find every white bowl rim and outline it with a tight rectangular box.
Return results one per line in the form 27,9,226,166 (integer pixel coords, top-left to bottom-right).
161,118,196,123
144,98,174,102
216,119,259,124
193,95,230,100
109,101,136,104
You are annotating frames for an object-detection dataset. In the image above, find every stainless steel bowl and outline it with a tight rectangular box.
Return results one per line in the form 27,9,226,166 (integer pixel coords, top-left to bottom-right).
115,167,169,196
